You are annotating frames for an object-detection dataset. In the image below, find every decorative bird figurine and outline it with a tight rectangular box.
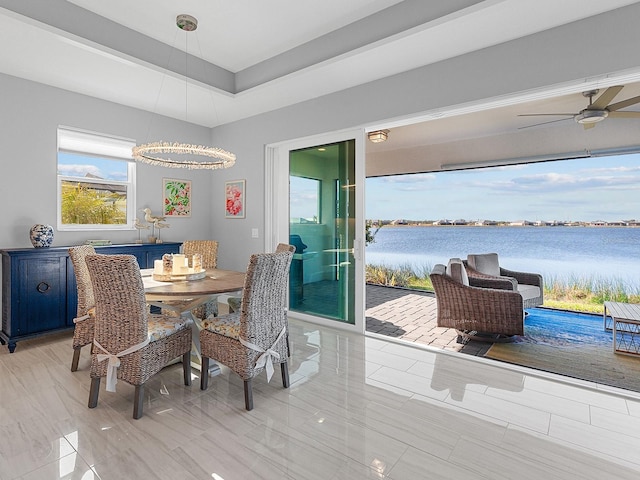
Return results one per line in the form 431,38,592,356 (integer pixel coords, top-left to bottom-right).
133,217,150,243
141,208,166,224
154,220,170,243
133,217,150,230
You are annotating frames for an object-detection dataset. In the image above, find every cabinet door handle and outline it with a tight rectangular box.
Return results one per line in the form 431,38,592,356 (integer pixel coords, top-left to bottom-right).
36,282,50,293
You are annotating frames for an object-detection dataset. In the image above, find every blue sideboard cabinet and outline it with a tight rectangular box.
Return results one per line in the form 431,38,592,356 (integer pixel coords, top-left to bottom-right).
0,242,181,353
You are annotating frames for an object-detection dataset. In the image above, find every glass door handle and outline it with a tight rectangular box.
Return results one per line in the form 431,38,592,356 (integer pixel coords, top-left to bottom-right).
353,238,362,261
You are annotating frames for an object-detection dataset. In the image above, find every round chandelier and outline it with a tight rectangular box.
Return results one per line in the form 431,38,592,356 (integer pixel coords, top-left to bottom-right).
132,142,236,170
132,15,236,170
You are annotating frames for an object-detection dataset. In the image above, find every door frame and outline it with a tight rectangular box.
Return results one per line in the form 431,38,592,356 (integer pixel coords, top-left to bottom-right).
265,128,366,333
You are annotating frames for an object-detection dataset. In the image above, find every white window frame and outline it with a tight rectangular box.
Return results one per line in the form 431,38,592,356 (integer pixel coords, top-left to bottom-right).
57,126,136,231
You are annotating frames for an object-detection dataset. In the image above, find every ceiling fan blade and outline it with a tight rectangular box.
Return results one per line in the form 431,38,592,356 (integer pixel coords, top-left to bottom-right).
517,113,574,117
518,117,571,130
607,95,640,111
583,122,596,130
591,85,623,109
607,111,640,118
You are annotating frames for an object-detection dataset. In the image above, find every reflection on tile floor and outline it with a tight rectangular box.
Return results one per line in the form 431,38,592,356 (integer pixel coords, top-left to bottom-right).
1,319,640,479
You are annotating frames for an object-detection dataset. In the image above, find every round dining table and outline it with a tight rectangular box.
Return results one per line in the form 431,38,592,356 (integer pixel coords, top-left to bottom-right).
141,268,246,375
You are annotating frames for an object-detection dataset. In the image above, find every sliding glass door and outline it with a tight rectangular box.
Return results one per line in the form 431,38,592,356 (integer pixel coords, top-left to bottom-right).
265,131,364,332
289,141,356,323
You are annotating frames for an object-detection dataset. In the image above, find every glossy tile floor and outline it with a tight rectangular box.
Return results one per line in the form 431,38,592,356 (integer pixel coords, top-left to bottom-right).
1,319,640,479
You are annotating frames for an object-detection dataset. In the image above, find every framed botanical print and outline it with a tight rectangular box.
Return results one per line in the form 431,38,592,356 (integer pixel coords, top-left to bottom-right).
163,178,191,217
225,179,245,219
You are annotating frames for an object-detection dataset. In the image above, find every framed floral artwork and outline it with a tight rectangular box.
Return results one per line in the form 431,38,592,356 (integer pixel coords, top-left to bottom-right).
163,178,191,217
225,179,245,218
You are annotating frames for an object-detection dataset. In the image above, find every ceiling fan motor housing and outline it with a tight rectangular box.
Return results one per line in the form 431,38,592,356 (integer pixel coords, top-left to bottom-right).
575,109,608,124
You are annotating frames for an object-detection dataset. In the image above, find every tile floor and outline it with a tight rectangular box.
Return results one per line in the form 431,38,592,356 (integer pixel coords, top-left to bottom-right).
1,319,640,479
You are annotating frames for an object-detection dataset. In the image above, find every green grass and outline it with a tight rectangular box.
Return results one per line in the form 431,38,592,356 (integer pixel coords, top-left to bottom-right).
366,263,433,290
365,263,640,313
543,274,640,313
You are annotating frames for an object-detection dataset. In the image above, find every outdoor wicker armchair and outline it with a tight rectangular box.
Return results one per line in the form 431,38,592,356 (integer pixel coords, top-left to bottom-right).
430,262,524,341
465,253,544,309
200,248,294,410
68,244,97,372
85,254,193,419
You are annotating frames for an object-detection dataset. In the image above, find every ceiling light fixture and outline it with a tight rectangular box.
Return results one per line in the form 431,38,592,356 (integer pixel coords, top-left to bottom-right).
132,15,236,170
368,130,389,143
574,109,608,124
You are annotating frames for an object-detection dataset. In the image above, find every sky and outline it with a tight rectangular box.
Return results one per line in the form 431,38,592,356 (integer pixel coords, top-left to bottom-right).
365,154,640,223
58,152,128,181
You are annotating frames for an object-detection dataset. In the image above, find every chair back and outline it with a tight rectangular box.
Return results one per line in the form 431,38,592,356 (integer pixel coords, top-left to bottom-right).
275,243,295,254
183,240,218,268
68,245,96,317
85,254,148,353
239,250,294,350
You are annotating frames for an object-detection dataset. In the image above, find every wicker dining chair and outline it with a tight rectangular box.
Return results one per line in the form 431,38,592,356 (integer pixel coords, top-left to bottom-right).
85,254,193,419
68,245,97,372
200,248,294,410
183,240,219,319
226,243,295,356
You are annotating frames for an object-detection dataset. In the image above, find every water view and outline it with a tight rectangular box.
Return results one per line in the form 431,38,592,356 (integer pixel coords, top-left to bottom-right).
365,226,640,289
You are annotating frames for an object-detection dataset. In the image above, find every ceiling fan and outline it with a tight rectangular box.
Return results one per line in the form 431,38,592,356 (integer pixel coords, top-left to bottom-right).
519,85,640,130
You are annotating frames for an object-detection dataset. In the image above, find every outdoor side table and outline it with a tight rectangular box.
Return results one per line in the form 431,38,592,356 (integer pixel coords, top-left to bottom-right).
603,301,640,356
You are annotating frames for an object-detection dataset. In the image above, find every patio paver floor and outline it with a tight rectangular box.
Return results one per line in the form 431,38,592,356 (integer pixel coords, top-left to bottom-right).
365,284,489,356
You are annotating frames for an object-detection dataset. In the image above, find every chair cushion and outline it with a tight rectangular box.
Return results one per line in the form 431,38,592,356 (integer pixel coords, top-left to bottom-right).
147,315,191,342
517,284,541,301
203,312,241,339
467,253,500,277
446,258,469,286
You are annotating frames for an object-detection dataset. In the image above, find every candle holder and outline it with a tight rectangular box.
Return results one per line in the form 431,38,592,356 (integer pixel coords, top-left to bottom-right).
152,253,206,281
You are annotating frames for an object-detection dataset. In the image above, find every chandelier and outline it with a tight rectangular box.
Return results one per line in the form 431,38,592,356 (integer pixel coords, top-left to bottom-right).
132,15,236,170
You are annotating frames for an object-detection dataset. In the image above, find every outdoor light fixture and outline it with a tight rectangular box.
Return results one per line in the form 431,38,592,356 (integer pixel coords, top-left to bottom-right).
132,14,236,170
574,109,608,124
368,130,389,143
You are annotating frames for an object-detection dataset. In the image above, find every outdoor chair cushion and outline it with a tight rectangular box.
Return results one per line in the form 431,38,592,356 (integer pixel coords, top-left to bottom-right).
446,258,469,285
517,284,541,301
467,253,500,277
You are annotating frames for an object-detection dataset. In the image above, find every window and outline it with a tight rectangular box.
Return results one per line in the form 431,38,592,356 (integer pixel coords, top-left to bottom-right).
289,175,320,223
57,127,136,231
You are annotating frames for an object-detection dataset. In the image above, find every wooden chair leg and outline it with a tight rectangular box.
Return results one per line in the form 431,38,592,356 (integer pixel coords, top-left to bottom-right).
182,351,191,386
200,357,210,390
71,347,81,372
281,362,290,388
244,379,253,411
133,384,144,419
88,377,100,408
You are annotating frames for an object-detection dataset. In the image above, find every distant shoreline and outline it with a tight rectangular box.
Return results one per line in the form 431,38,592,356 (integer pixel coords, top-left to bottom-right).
372,223,640,228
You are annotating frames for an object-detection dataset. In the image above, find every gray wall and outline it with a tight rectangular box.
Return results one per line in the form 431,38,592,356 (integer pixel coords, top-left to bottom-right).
208,3,640,270
0,73,213,249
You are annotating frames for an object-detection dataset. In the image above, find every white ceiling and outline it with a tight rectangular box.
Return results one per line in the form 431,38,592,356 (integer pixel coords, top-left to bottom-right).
2,0,640,175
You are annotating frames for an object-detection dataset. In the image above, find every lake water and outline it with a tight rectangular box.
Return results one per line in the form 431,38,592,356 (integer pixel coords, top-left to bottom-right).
365,226,640,289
